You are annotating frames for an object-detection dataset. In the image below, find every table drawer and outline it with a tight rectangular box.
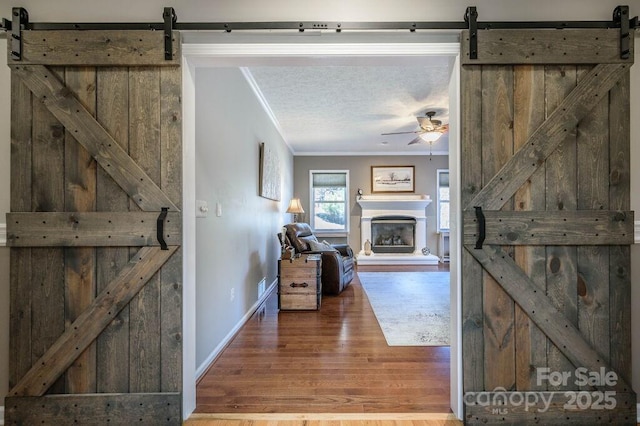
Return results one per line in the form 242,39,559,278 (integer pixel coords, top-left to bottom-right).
279,293,321,310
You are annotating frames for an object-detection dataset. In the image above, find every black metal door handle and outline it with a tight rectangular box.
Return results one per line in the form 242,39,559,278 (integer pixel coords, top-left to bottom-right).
474,206,486,249
157,207,168,250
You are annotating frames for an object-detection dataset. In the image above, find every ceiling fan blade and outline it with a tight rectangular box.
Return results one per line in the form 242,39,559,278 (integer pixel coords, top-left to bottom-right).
407,136,423,145
416,117,432,129
381,130,421,136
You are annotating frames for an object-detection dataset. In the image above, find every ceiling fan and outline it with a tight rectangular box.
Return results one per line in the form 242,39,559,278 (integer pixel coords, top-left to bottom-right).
381,111,449,146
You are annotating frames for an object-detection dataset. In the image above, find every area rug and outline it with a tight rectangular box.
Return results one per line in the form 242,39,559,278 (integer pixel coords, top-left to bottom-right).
358,271,450,346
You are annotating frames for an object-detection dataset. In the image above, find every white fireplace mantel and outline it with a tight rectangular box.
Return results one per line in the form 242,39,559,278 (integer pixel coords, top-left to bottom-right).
356,194,439,265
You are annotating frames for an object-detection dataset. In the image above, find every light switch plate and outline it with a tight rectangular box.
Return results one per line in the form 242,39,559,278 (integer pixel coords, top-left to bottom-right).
196,200,208,218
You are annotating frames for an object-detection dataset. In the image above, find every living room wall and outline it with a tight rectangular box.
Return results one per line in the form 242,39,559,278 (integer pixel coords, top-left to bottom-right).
293,155,448,255
194,68,293,370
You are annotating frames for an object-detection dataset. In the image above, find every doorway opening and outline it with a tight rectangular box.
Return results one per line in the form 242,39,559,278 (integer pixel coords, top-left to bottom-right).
181,33,462,420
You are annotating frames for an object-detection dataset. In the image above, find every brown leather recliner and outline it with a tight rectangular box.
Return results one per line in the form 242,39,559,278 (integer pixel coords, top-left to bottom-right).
283,223,355,295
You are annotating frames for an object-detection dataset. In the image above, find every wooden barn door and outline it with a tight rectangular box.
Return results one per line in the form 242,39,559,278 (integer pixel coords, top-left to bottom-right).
460,28,636,425
5,29,183,424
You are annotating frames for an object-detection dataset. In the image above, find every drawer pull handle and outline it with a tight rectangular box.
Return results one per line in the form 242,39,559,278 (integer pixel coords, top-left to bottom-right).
290,282,309,288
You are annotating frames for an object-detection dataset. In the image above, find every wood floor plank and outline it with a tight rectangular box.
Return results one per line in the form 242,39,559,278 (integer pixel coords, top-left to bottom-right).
196,270,451,415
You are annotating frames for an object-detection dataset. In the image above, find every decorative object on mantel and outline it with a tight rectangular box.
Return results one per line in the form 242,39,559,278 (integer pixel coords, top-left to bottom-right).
356,188,364,200
422,247,431,256
364,239,372,256
286,197,305,222
258,142,281,201
371,165,415,193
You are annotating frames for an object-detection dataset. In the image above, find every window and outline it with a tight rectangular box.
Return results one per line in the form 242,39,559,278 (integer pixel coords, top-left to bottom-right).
309,170,349,234
437,169,450,232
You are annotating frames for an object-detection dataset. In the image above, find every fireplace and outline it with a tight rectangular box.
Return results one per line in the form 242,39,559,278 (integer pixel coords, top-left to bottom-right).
356,194,438,265
371,216,416,254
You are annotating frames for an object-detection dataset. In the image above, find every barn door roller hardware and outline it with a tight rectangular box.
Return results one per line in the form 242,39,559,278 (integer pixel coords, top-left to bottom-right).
10,7,28,61
163,7,176,60
1,5,638,60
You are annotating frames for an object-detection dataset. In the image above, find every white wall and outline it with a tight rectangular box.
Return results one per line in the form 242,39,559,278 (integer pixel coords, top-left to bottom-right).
194,68,293,369
0,0,639,409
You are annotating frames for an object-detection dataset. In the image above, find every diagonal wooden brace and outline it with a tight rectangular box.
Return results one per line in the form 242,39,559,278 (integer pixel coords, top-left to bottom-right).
466,63,630,211
464,244,632,393
9,246,178,396
11,64,179,212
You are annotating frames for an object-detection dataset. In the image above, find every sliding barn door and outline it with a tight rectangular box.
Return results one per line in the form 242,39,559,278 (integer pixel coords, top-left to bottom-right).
461,29,635,425
5,29,183,424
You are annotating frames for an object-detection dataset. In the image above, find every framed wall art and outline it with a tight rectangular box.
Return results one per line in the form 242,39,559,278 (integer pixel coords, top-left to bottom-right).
371,165,415,193
259,142,281,201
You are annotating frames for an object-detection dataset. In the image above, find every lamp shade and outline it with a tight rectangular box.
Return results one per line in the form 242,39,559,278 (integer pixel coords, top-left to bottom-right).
286,198,305,214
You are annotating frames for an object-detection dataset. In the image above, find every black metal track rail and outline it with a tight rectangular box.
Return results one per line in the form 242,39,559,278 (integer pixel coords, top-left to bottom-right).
1,7,638,33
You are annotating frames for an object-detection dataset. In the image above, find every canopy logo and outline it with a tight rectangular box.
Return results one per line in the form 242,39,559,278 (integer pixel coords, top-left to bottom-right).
464,368,618,415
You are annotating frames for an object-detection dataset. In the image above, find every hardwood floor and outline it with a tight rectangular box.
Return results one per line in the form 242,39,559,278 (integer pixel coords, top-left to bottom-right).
195,266,451,416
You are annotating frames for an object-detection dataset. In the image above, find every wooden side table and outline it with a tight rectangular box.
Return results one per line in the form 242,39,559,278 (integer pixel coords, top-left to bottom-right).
278,254,322,310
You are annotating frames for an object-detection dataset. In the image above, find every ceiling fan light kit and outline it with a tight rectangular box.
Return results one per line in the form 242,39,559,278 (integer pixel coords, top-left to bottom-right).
381,110,448,149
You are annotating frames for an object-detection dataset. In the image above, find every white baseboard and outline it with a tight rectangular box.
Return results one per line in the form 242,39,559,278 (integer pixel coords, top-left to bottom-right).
1,405,4,426
0,222,6,246
637,403,640,423
635,220,640,244
196,279,277,380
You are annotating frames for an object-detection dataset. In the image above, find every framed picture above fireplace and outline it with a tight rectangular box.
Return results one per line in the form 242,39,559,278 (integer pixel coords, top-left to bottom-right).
371,165,415,193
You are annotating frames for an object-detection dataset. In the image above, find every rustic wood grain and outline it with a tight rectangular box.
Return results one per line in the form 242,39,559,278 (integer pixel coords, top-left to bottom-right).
461,29,633,65
95,66,131,393
465,391,637,425
608,70,632,387
544,65,578,391
466,63,630,211
9,71,33,389
576,65,611,373
31,66,66,394
129,67,163,393
63,66,98,394
160,67,183,392
460,64,484,393
279,257,322,310
512,64,547,391
7,211,182,247
11,30,181,66
465,244,631,394
10,64,179,212
5,393,181,425
481,65,515,392
461,210,634,246
8,246,177,397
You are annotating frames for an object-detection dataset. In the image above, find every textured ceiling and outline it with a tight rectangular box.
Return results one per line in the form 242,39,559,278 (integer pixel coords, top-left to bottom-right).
247,59,453,155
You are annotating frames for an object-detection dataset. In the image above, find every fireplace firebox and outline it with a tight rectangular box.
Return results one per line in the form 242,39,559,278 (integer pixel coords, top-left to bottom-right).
371,216,416,254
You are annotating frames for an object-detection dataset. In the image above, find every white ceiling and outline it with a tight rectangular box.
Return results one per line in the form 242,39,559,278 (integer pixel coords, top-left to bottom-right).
246,58,454,155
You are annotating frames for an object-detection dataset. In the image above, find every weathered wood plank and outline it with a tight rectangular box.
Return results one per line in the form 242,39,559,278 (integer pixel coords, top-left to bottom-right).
462,210,634,246
544,65,578,391
95,66,131,393
129,67,163,393
461,29,634,65
31,66,66,394
9,30,181,66
465,244,631,393
576,65,610,373
11,64,179,212
512,64,547,391
160,67,183,392
464,391,637,425
5,393,181,425
481,65,515,392
9,69,33,389
460,64,484,392
8,246,177,397
466,63,630,211
7,211,182,247
608,70,632,386
64,66,98,394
